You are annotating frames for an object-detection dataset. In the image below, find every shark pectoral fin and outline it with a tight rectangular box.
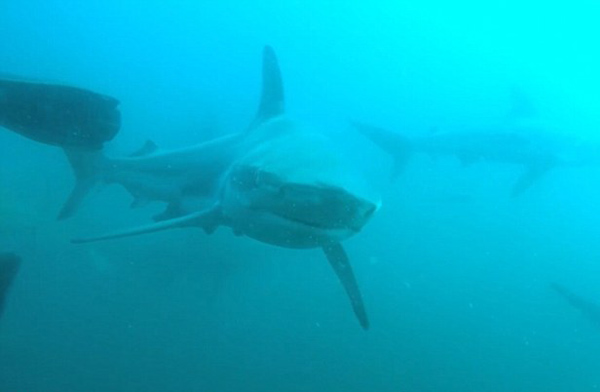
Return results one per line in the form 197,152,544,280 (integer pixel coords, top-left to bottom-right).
0,252,21,317
511,161,555,197
71,206,221,244
322,243,369,330
551,284,600,327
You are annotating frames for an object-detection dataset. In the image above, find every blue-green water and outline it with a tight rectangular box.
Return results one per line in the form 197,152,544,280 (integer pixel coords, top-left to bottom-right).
1,1,600,391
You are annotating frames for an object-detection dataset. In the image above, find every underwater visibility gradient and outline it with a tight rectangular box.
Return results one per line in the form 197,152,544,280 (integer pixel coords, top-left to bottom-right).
1,1,600,391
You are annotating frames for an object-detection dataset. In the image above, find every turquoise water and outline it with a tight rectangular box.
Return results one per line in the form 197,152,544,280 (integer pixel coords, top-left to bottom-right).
1,1,600,391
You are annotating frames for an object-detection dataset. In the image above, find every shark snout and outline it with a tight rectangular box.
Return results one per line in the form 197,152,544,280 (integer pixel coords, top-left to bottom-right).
227,164,377,234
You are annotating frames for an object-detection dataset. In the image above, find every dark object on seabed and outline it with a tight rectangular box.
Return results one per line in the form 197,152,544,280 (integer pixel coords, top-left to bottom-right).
0,252,21,318
0,77,120,150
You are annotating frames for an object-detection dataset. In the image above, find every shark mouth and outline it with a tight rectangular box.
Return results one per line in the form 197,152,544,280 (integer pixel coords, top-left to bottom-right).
228,164,378,233
269,182,377,232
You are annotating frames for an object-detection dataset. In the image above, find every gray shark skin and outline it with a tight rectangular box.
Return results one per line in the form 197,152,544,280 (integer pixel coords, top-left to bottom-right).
0,253,21,319
551,283,600,330
353,122,559,196
67,46,379,329
0,77,120,150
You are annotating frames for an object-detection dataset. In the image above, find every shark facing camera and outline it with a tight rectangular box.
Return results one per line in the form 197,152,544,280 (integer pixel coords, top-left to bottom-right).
55,46,379,330
222,118,378,249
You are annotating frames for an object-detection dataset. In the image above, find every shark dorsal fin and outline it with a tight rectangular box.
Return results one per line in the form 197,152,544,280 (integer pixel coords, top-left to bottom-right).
248,45,284,130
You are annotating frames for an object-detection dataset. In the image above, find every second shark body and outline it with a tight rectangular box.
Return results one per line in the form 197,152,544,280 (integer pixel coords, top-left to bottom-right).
354,121,561,196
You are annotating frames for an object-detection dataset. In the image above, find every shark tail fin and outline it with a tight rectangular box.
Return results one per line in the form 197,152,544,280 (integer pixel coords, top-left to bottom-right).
57,147,107,220
352,121,413,180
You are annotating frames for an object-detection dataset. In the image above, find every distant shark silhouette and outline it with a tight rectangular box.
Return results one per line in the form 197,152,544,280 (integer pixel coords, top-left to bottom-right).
0,76,120,150
0,253,21,319
63,46,379,329
352,88,574,196
551,283,600,329
353,121,560,197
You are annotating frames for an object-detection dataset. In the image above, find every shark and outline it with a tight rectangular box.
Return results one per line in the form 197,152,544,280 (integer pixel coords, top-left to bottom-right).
0,76,120,150
64,46,379,329
0,252,21,319
353,121,561,196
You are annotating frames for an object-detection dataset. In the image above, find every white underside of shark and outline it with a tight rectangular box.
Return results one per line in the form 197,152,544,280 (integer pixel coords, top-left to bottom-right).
62,46,379,329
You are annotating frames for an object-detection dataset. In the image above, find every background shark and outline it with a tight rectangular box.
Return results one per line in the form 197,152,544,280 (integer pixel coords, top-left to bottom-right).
352,88,594,196
2,2,600,391
0,76,120,150
354,121,561,196
551,283,600,330
0,252,21,319
65,46,379,330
